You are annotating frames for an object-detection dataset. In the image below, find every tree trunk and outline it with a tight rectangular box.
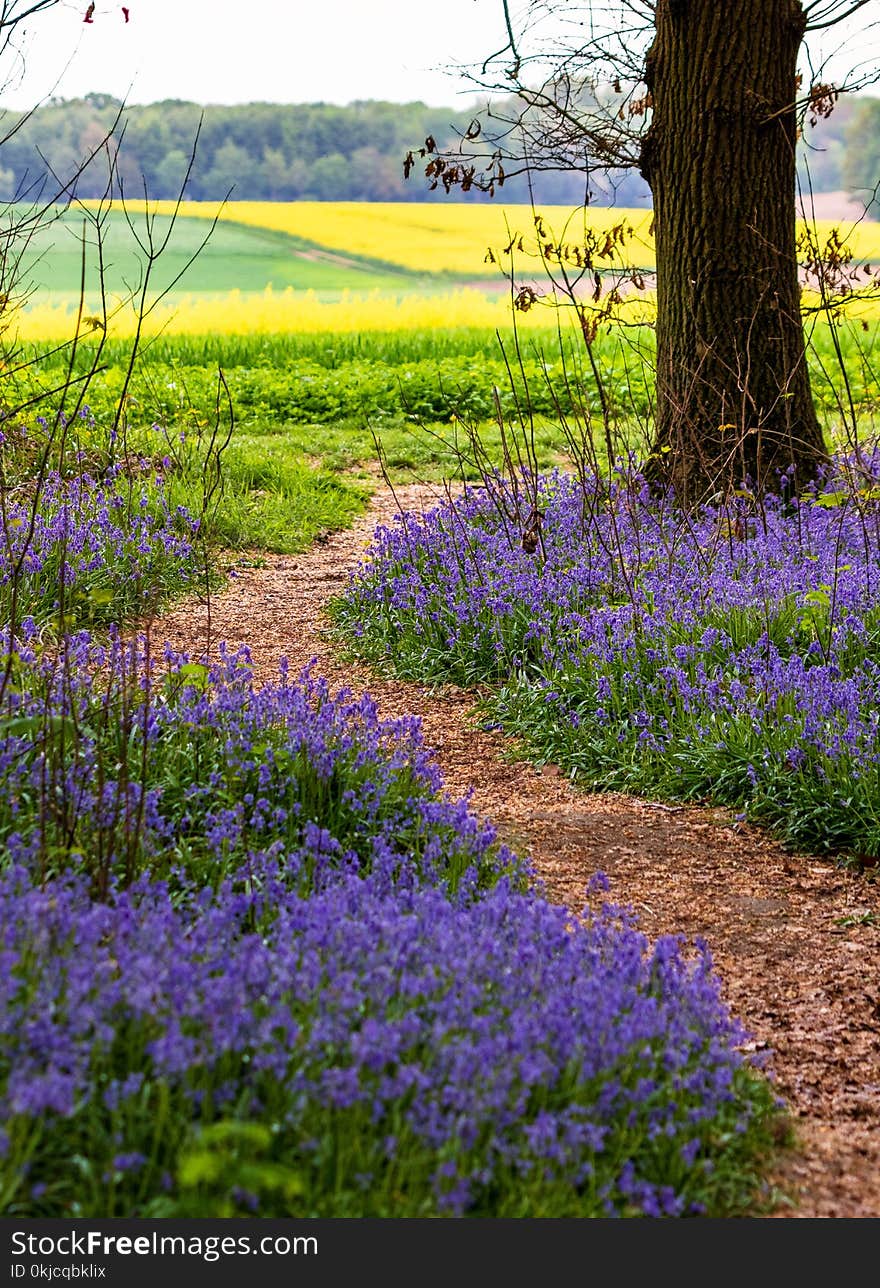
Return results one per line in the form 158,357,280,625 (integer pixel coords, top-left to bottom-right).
640,0,828,503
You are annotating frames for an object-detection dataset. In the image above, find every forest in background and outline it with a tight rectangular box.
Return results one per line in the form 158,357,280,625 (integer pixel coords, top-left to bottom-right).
0,89,873,205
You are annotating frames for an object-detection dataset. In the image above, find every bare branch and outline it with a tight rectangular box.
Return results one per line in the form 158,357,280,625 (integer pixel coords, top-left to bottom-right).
0,0,60,29
805,0,877,31
481,0,522,78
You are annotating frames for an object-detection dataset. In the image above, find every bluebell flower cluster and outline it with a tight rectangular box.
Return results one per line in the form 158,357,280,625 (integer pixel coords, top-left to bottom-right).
0,634,511,894
337,459,880,854
0,462,201,628
0,856,775,1216
0,631,778,1217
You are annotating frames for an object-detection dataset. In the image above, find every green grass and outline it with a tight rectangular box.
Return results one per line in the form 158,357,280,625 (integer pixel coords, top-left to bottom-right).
23,317,880,422
7,317,880,555
204,438,366,552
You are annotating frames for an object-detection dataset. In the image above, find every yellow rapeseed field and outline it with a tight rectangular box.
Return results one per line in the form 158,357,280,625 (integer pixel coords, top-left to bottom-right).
12,286,618,341
13,199,880,339
12,280,880,342
93,200,657,276
91,199,880,277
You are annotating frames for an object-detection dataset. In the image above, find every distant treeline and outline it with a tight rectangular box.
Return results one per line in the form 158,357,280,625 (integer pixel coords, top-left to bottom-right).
840,96,880,207
0,91,868,205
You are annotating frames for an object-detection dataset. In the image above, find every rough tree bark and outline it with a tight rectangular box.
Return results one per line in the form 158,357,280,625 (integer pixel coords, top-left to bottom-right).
640,0,828,501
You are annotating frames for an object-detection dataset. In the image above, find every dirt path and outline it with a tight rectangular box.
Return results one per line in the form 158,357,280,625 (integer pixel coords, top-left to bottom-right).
151,484,880,1218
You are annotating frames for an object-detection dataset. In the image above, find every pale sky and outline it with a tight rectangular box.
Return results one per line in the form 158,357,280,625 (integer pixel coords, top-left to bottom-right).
0,0,511,108
1,1,878,110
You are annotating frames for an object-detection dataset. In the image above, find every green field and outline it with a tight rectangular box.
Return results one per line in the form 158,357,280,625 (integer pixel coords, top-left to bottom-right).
11,206,434,300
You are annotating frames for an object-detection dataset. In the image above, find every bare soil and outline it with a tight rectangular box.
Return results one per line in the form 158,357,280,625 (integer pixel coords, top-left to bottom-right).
150,484,880,1219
